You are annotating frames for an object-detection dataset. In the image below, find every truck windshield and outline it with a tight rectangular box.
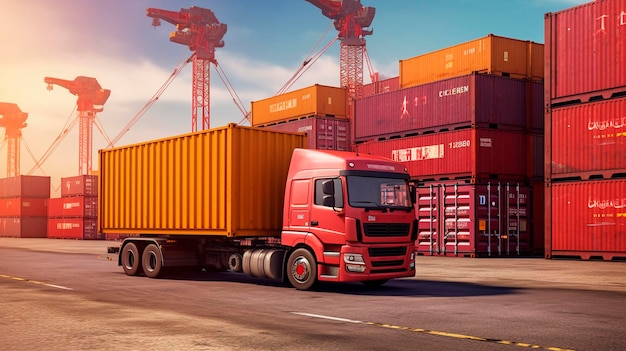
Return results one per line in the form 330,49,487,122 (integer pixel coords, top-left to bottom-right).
346,176,412,209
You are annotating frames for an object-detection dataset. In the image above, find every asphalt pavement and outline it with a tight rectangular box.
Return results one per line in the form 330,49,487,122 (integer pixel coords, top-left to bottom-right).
1,237,624,293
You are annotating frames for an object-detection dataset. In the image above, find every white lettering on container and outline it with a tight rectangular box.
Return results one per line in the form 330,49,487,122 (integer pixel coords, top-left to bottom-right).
588,197,626,209
439,86,469,98
269,99,297,113
391,144,444,162
588,117,626,130
480,138,492,147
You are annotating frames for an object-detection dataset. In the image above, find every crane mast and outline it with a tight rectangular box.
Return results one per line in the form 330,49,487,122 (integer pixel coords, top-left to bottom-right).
147,6,227,132
306,0,375,118
44,76,110,176
0,103,28,177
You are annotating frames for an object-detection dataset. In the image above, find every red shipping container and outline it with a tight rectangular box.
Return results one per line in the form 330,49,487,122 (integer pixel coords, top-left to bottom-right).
48,196,97,218
61,175,98,197
354,74,541,142
548,179,626,260
0,198,48,217
47,217,101,240
415,182,531,256
550,98,626,180
531,181,545,255
362,76,400,97
0,217,47,238
545,0,626,104
0,175,50,199
357,129,528,181
259,116,351,151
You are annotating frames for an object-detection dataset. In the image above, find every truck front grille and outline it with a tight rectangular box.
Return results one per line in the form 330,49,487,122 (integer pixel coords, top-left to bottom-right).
363,223,410,237
369,246,407,257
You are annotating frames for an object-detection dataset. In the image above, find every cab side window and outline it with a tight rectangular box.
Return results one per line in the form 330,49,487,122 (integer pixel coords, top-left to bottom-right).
314,178,343,208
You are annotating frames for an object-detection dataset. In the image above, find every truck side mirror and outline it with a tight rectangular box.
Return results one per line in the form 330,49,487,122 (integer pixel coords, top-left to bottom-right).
409,184,416,204
322,179,335,195
322,195,335,207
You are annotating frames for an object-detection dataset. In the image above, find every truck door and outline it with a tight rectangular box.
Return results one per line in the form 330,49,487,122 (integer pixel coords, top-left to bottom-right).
288,179,311,230
310,178,345,244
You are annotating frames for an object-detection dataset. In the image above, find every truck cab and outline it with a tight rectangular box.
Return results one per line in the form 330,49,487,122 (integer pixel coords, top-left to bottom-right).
281,148,417,290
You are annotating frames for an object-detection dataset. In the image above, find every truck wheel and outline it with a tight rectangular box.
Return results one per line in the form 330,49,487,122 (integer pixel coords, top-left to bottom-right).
121,242,143,276
287,248,317,290
142,244,163,278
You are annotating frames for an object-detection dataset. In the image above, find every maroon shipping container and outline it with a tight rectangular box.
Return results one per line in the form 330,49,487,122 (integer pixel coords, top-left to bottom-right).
0,217,47,238
532,181,545,255
530,133,545,181
362,76,400,97
357,129,529,181
0,198,48,217
548,179,626,260
47,217,101,240
0,175,50,199
415,182,531,256
354,74,542,142
48,196,97,218
258,116,351,151
531,81,545,132
545,0,626,105
550,97,626,180
61,175,98,197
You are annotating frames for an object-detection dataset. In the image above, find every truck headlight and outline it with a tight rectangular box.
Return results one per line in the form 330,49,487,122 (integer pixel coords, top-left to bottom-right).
344,253,366,273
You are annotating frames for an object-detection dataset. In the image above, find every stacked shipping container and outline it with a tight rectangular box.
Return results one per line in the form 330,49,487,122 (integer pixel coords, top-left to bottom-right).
544,0,626,260
48,175,101,240
354,34,545,256
0,175,50,238
251,84,352,150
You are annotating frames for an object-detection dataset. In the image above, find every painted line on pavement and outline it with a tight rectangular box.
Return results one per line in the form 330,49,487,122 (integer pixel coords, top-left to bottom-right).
0,274,73,290
291,312,575,351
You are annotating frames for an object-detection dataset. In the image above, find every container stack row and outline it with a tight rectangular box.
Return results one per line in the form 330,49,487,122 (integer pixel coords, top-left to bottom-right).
47,175,102,240
0,175,50,238
354,34,546,257
544,0,626,260
250,84,352,151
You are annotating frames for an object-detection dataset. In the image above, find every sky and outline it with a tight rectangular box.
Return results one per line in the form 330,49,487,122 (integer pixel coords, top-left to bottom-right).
0,0,588,196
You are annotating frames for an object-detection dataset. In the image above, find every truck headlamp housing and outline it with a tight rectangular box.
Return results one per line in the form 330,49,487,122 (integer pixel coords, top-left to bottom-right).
344,253,366,273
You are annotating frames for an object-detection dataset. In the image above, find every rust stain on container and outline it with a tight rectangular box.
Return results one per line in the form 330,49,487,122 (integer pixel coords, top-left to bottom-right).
399,34,544,88
98,124,307,237
251,84,347,126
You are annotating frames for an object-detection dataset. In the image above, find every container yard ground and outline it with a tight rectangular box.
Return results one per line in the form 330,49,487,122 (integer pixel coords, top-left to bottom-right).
1,237,624,293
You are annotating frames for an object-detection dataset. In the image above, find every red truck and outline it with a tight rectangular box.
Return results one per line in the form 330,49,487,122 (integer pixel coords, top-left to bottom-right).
99,124,416,290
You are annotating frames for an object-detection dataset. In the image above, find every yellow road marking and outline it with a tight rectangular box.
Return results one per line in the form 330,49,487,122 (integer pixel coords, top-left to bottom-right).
0,274,73,290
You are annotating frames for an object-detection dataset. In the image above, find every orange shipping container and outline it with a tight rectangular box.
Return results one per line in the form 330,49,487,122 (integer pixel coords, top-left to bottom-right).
399,34,544,88
251,84,347,126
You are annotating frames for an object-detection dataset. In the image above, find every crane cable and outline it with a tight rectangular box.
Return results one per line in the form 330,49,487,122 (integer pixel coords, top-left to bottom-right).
106,52,192,148
21,136,47,176
276,22,335,95
212,62,250,125
26,106,78,175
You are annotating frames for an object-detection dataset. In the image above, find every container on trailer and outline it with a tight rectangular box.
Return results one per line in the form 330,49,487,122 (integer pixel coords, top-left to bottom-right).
357,128,528,181
550,98,626,180
0,197,48,217
362,76,400,97
258,116,351,151
47,217,100,240
251,85,347,126
547,179,626,260
61,175,98,197
98,124,307,236
0,217,47,238
0,175,50,199
48,196,98,218
545,0,626,105
355,74,541,142
415,181,531,257
399,34,543,88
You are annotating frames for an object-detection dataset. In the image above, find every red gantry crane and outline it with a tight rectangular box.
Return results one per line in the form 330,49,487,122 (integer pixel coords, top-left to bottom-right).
44,76,111,176
306,0,375,116
0,103,28,177
147,6,227,132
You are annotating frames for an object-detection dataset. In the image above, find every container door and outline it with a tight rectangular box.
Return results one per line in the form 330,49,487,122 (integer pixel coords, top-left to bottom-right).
415,184,440,255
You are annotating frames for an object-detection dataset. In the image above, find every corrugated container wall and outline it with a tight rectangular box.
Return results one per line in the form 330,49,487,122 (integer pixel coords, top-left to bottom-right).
0,175,50,198
0,217,47,238
357,129,529,181
0,198,48,217
415,182,532,257
259,116,351,151
48,218,100,240
98,124,307,237
550,97,626,180
61,175,98,197
399,34,544,88
545,0,626,104
251,85,347,126
354,74,541,142
548,179,626,260
48,196,98,218
362,76,400,97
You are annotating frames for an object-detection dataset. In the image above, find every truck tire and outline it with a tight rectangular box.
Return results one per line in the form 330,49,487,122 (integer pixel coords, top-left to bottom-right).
121,242,143,276
142,244,163,278
287,248,317,290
